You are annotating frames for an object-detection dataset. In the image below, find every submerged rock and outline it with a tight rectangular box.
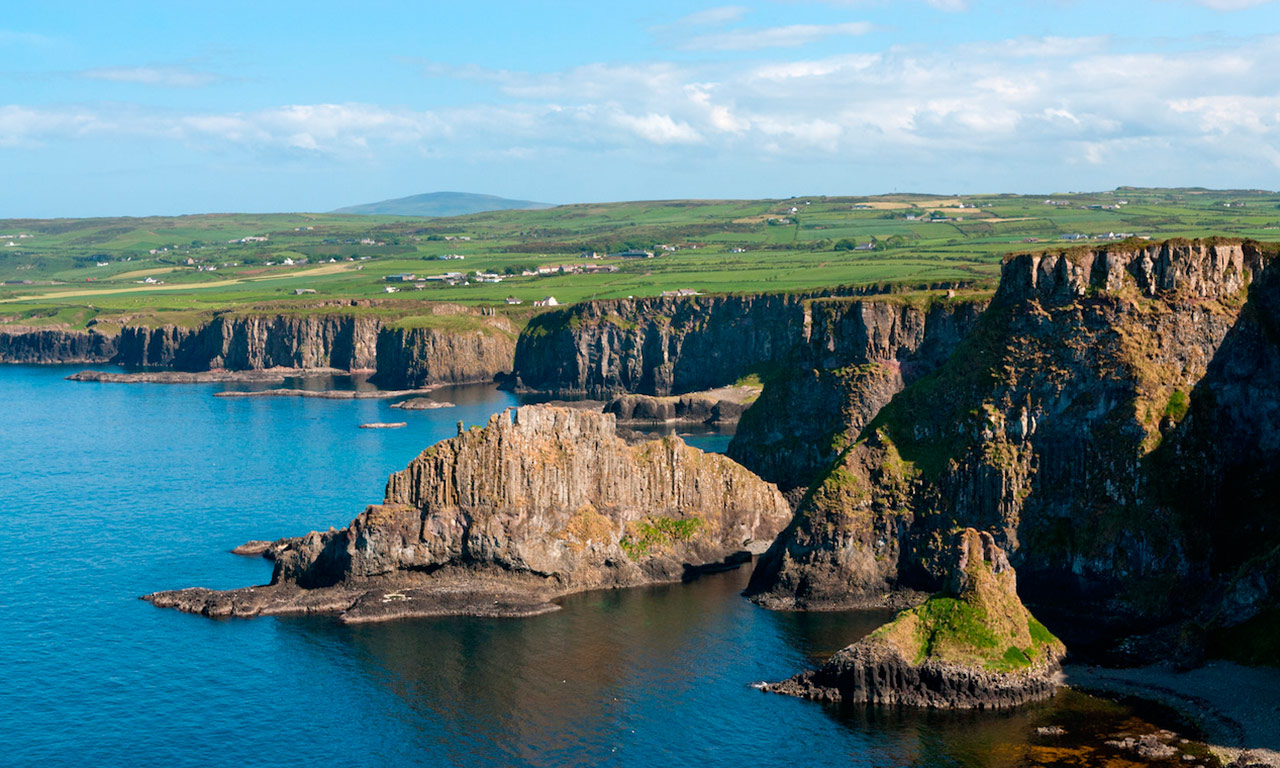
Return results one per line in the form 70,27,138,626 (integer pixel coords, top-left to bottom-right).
763,528,1065,709
145,406,791,622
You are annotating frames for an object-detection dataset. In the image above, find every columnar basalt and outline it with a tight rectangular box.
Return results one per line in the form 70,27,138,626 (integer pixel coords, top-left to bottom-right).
145,406,791,622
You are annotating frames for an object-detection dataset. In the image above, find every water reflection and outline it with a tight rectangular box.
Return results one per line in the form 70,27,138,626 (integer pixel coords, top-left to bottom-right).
270,568,1195,768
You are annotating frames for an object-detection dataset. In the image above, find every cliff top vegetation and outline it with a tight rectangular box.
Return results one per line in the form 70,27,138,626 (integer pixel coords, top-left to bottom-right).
3,187,1280,329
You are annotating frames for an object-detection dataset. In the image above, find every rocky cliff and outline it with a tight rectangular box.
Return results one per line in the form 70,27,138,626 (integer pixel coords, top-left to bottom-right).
509,283,975,399
0,326,117,363
145,406,791,622
764,528,1064,708
8,304,518,387
373,319,519,389
114,313,381,370
747,241,1279,652
728,295,986,491
509,287,985,491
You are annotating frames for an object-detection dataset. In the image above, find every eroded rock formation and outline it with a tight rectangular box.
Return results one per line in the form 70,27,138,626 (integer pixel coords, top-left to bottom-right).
145,406,791,622
764,528,1065,708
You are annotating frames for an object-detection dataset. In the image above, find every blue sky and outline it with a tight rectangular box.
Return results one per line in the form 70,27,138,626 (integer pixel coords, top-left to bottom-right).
2,0,1279,216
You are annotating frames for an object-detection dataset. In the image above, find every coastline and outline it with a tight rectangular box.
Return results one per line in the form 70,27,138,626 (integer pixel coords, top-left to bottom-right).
1065,663,1280,766
66,367,350,384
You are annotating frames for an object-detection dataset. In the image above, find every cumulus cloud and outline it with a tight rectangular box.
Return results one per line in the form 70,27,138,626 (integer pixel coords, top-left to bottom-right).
79,66,223,88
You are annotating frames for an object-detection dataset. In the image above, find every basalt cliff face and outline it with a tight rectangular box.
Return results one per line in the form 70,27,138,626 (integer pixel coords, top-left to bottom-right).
748,242,1280,651
727,296,985,491
0,326,118,363
511,293,811,398
9,305,517,387
145,406,791,622
373,322,519,389
509,284,975,399
509,287,986,491
115,313,382,371
764,528,1065,709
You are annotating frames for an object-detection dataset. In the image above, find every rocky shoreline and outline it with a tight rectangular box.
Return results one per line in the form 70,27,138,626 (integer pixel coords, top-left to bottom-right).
214,387,437,399
763,642,1064,709
1065,663,1280,767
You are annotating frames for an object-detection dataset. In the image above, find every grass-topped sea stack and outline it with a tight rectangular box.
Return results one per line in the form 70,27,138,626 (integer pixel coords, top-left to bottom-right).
765,528,1065,709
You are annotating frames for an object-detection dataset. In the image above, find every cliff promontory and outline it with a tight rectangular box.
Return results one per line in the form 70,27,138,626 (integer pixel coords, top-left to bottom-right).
765,528,1064,708
145,406,791,622
748,240,1280,657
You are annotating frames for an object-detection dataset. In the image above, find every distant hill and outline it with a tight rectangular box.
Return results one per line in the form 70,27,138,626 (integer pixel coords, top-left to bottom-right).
332,191,554,217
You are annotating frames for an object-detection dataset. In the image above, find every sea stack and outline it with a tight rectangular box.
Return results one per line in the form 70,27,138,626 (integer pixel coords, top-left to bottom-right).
145,405,791,622
765,528,1065,709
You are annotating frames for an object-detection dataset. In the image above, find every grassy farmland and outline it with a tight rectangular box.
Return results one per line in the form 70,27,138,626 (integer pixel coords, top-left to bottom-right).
3,187,1279,330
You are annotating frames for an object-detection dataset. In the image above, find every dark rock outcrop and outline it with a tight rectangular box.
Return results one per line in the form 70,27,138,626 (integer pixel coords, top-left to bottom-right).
603,386,758,425
16,304,516,386
509,283,976,400
728,296,985,490
764,528,1065,708
0,326,117,363
114,309,516,387
114,313,381,371
145,406,791,622
372,319,517,389
748,241,1280,652
509,287,986,491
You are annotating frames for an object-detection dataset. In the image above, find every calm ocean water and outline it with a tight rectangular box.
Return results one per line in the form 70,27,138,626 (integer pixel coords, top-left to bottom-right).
0,365,1174,767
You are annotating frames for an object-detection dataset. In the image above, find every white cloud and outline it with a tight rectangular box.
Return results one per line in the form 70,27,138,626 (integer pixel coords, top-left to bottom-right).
1188,0,1276,8
79,66,222,88
671,6,751,26
681,22,874,51
5,32,1280,188
609,111,705,144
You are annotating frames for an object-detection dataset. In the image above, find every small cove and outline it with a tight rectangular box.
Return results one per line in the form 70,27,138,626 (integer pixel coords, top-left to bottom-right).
0,365,1206,767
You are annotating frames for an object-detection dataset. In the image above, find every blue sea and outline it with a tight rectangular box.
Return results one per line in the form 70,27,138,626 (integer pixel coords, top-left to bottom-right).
0,365,1171,767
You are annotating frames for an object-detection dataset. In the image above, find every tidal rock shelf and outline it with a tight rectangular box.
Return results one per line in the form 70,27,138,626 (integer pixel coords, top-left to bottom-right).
67,367,346,384
390,397,455,410
145,405,791,622
214,388,436,400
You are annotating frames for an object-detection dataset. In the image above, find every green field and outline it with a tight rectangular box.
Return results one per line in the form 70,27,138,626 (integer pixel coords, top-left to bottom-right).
3,187,1279,329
